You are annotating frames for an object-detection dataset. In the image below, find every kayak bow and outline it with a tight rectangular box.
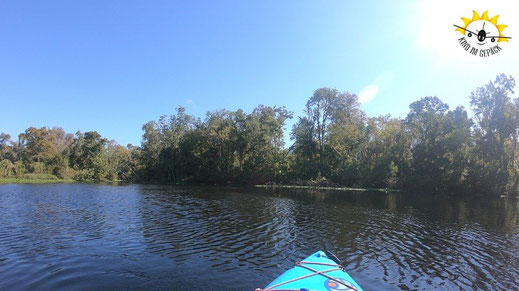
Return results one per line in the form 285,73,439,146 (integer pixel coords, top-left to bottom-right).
257,251,363,291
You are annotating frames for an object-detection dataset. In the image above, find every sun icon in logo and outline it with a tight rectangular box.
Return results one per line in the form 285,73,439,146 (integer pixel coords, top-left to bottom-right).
454,10,511,46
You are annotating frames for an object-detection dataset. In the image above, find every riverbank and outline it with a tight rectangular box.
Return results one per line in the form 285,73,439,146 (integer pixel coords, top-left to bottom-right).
254,184,400,193
0,178,74,184
0,178,401,193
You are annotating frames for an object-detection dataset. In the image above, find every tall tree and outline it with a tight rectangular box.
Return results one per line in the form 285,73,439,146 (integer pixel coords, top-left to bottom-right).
291,88,365,185
0,133,15,161
239,105,292,183
159,107,198,182
70,131,109,180
359,115,409,188
404,97,472,191
140,121,162,180
469,74,517,194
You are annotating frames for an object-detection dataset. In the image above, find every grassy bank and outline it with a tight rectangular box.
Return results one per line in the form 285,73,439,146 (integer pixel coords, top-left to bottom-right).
0,173,74,184
254,184,400,193
0,178,74,184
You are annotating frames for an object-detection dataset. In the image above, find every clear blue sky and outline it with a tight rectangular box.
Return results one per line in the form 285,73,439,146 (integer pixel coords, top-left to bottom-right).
1,0,518,146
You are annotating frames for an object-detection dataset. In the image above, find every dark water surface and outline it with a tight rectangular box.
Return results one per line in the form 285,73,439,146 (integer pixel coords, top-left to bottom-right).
0,184,518,290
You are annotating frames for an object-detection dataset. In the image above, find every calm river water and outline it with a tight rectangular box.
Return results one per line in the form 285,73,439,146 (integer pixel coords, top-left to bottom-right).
0,184,518,290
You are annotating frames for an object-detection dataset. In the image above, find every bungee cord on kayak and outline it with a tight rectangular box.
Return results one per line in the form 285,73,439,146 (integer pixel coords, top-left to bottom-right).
257,251,361,291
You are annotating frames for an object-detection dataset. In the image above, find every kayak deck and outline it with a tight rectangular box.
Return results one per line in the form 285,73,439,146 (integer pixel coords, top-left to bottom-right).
258,251,362,291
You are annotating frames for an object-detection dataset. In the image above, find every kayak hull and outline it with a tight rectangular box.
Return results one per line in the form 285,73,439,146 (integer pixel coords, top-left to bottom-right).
263,251,363,291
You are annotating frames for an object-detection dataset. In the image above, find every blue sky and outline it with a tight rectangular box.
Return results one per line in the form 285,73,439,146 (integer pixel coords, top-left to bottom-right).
1,0,518,146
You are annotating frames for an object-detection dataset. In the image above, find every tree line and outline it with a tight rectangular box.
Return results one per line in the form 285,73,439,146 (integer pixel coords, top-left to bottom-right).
1,74,518,195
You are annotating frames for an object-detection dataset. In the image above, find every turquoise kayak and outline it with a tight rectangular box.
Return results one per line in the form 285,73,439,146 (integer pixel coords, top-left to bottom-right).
257,251,363,291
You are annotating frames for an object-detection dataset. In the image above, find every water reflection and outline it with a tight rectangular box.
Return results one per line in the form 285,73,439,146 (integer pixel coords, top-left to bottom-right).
0,184,517,290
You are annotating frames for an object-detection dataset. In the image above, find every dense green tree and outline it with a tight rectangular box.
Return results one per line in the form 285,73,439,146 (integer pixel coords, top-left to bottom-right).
159,107,198,182
0,159,15,178
359,115,409,188
238,105,292,183
106,141,140,181
18,127,53,164
0,133,16,161
290,117,319,180
404,97,472,191
15,127,74,176
199,109,237,183
140,105,291,184
140,107,198,182
469,74,517,194
140,121,162,180
70,131,109,180
2,127,137,181
326,91,366,185
290,88,365,185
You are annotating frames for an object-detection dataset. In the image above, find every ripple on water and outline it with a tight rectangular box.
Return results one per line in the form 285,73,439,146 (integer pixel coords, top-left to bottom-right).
0,184,518,290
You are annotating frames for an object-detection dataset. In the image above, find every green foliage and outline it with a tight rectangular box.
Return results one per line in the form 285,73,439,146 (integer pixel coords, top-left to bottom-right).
286,77,518,195
0,159,15,178
13,161,26,178
359,116,408,188
290,88,365,183
139,105,292,184
1,128,139,183
106,141,139,181
0,133,16,161
469,74,518,194
2,74,519,196
29,162,46,174
403,97,472,191
24,173,60,180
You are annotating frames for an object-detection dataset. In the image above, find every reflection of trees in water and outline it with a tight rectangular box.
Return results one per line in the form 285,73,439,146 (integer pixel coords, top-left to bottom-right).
137,186,288,266
138,186,366,271
136,185,311,288
399,194,519,232
135,186,519,290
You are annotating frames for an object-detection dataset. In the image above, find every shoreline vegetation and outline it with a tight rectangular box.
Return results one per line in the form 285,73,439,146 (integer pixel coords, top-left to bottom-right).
0,178,73,184
0,177,397,193
254,184,399,193
2,74,519,196
0,173,73,184
0,177,398,193
0,176,398,193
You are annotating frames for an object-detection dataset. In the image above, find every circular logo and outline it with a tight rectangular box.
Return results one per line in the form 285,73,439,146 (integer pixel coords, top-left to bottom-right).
454,10,511,57
324,278,357,291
